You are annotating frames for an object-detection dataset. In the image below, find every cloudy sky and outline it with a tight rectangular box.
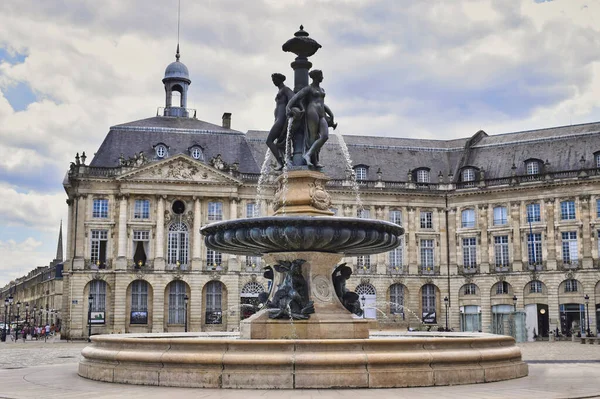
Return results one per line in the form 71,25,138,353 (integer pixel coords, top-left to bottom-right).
1,0,599,286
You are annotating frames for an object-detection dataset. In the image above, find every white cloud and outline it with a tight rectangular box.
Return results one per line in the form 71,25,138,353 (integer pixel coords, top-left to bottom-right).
0,184,67,232
0,238,48,287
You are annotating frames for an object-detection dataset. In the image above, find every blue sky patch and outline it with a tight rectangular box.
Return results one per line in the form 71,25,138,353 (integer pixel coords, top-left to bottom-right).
0,47,26,64
2,81,37,111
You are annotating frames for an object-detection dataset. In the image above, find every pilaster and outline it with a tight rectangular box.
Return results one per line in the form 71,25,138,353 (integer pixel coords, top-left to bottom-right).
192,197,202,270
154,195,166,270
115,195,128,270
510,201,522,272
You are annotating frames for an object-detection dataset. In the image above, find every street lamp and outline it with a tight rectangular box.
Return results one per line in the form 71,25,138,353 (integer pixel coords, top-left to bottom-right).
512,295,518,312
444,296,449,331
33,305,37,328
15,301,21,340
2,298,8,342
585,294,591,337
88,294,93,342
361,295,366,319
184,294,189,333
25,303,29,327
45,304,49,325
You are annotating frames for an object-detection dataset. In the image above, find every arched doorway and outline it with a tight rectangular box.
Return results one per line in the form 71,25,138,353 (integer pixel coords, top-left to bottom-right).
202,280,227,331
388,283,406,320
420,284,438,325
458,283,481,332
164,280,190,332
523,280,549,339
240,281,265,320
355,283,376,319
126,279,153,332
490,281,515,336
559,279,584,336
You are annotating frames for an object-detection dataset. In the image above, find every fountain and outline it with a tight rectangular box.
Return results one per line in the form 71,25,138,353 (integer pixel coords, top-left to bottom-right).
78,26,528,389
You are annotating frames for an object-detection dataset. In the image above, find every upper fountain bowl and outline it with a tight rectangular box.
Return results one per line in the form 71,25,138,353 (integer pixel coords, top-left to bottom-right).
200,216,404,256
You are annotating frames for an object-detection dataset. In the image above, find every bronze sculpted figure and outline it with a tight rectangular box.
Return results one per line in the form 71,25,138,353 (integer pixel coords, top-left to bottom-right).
286,69,336,168
265,259,314,320
332,263,363,317
266,73,295,171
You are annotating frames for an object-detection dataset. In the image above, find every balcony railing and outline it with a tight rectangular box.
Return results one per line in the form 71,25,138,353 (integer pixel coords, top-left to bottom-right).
128,260,154,272
244,260,263,273
86,259,112,271
461,265,479,275
166,263,189,271
527,262,545,271
419,265,438,275
205,260,224,271
387,265,405,275
494,264,511,273
558,260,580,270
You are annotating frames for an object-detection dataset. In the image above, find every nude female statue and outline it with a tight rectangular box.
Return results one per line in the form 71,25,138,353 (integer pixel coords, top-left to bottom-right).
266,73,295,170
286,69,336,168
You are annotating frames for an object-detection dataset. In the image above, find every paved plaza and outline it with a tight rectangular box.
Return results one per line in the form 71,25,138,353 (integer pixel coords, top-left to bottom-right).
0,339,599,398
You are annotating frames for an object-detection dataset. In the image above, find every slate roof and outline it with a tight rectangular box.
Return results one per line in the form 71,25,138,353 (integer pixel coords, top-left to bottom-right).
88,115,600,183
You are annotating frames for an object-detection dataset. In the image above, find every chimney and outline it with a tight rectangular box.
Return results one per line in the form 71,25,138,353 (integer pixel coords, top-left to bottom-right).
222,112,232,129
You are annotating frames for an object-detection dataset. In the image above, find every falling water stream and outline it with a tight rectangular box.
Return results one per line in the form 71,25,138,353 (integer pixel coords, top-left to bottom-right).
333,131,364,211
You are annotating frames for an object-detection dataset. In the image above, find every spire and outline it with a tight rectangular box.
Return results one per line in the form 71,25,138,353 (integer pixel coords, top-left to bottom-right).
176,43,180,61
176,0,181,61
55,220,63,262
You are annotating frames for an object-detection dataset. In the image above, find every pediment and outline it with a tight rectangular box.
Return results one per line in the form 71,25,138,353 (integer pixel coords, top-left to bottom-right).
117,155,241,184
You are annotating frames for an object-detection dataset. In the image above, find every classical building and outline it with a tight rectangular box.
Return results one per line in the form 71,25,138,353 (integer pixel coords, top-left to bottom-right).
53,52,600,340
1,223,64,329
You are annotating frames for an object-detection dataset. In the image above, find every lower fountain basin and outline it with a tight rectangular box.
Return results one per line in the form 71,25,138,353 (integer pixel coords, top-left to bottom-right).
79,332,527,388
200,216,404,256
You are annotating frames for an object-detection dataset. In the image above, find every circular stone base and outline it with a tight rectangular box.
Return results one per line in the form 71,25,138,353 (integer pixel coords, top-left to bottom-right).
79,332,528,388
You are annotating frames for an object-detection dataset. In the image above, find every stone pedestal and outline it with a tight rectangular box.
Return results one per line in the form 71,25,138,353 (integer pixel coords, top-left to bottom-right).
273,170,334,216
240,251,369,339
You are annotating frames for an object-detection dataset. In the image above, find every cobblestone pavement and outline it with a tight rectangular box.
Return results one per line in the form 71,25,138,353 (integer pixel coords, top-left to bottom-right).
0,337,87,369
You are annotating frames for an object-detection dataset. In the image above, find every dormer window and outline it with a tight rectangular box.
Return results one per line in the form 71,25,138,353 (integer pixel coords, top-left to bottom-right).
354,166,368,181
526,160,540,175
595,152,600,168
155,144,167,159
462,168,475,182
416,169,430,183
190,146,203,160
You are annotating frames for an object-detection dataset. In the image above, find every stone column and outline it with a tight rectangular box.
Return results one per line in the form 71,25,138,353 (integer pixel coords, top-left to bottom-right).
439,208,448,276
115,195,128,270
510,201,522,272
72,195,87,271
152,283,165,333
65,198,74,271
480,281,492,333
408,207,417,275
229,198,238,220
545,198,557,270
191,197,202,270
447,207,457,275
112,278,128,334
580,195,593,268
154,196,166,271
478,204,490,274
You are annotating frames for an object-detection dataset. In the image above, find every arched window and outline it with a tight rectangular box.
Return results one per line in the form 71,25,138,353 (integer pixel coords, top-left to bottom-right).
354,166,368,181
356,283,376,319
130,280,148,324
240,282,266,320
167,222,189,268
416,169,430,183
463,283,477,295
205,281,223,324
462,168,475,182
89,280,106,324
190,147,203,160
168,280,186,324
389,284,405,317
526,160,540,175
495,281,510,295
422,284,436,324
564,279,578,293
529,280,543,294
155,144,167,158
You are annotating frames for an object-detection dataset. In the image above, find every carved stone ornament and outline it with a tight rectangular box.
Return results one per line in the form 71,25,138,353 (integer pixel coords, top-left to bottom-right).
360,278,371,285
265,259,314,320
250,274,257,282
312,274,332,302
92,272,104,281
309,180,332,210
392,277,405,285
182,210,194,225
464,276,473,284
564,271,575,280
496,275,506,282
119,151,149,167
210,272,221,281
166,161,199,179
424,277,434,285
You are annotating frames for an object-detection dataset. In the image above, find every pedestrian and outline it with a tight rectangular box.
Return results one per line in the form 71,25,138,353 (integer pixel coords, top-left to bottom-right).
45,324,50,341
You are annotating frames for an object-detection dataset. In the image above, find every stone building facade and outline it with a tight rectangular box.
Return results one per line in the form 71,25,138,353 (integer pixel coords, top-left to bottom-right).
51,54,600,340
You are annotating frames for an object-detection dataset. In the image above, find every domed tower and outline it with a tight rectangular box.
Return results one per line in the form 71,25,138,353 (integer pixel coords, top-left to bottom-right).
162,44,191,117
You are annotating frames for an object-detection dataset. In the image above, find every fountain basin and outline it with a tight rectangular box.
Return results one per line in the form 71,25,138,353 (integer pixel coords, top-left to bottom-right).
201,216,404,256
78,332,528,388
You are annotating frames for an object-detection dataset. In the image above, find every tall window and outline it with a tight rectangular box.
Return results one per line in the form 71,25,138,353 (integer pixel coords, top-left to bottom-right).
168,280,186,324
493,206,507,225
422,284,436,324
416,169,430,183
355,166,367,181
462,168,475,182
130,280,148,324
564,279,578,293
90,230,108,267
463,283,477,295
560,200,576,220
89,280,106,314
205,281,223,324
92,199,109,218
462,237,477,269
596,153,600,168
461,209,475,228
206,249,223,269
389,284,404,317
526,161,539,175
530,280,543,294
496,281,510,295
597,199,600,218
245,255,261,271
494,235,510,267
389,245,403,271
420,211,432,229
134,199,150,219
167,223,189,267
357,208,370,218
246,202,259,218
561,232,578,264
420,239,434,272
356,255,371,271
132,230,149,267
526,203,541,223
208,201,223,221
389,210,402,225
527,233,543,265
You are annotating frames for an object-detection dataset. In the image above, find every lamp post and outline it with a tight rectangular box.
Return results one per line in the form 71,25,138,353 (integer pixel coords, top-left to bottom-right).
15,301,21,340
361,295,366,319
585,294,591,337
25,303,29,327
444,296,449,331
2,298,8,342
33,305,37,328
88,294,93,342
512,295,518,312
184,294,189,333
45,305,49,325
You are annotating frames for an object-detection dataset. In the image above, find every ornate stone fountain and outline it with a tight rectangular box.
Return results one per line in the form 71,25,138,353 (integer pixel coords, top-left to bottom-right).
78,26,528,389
